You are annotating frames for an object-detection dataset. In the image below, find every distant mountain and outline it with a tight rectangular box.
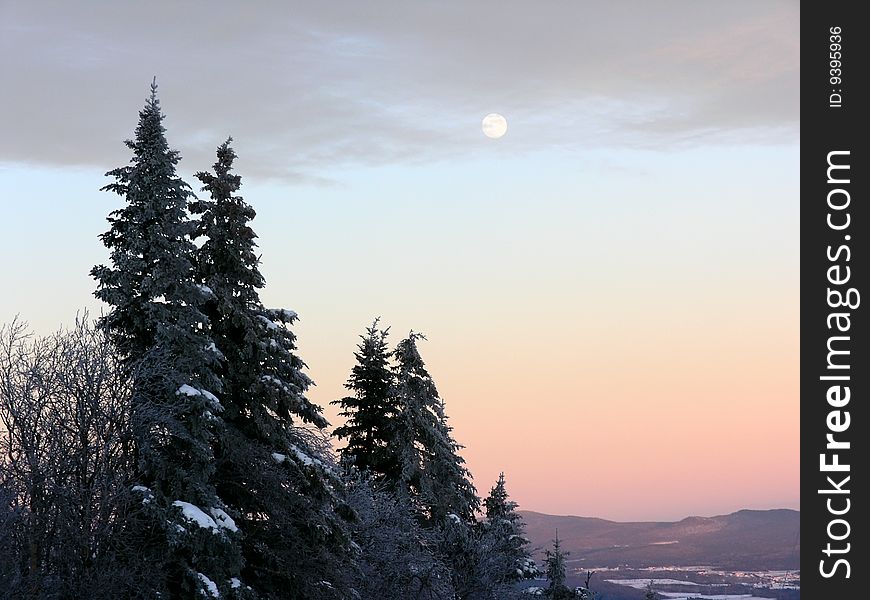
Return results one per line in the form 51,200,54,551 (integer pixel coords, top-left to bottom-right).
520,508,799,570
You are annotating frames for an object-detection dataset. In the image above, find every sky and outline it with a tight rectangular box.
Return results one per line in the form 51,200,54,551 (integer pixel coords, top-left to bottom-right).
0,1,799,522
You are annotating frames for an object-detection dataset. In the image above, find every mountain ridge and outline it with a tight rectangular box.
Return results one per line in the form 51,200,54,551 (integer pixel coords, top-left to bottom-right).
519,508,799,570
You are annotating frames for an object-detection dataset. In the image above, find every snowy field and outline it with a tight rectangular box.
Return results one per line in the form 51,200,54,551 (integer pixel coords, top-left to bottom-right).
605,577,790,600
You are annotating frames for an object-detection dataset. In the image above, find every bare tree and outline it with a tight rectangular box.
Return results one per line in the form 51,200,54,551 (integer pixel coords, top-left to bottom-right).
0,317,136,599
344,471,455,600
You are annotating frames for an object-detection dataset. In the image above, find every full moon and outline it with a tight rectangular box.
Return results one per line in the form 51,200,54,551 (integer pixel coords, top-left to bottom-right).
482,113,508,139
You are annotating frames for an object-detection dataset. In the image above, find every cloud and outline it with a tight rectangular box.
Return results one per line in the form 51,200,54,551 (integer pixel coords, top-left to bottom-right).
0,1,798,182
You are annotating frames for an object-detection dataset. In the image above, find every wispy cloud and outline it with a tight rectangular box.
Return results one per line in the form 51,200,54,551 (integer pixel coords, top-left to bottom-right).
0,1,798,182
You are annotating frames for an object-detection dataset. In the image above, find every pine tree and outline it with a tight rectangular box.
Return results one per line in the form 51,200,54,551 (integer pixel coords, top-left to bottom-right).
392,333,479,525
191,138,351,599
390,334,481,598
332,320,400,478
545,531,573,599
482,473,535,582
92,81,247,599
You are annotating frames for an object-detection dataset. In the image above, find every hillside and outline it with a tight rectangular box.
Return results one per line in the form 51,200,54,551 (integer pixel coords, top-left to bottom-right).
520,508,800,570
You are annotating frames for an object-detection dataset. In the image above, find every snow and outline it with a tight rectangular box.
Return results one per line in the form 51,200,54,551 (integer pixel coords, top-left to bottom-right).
177,384,201,397
229,578,241,589
132,485,153,504
209,507,239,533
607,579,698,587
195,284,215,298
273,447,323,468
659,595,769,600
257,315,279,330
199,389,222,410
205,342,225,358
197,572,220,598
261,375,291,393
176,385,222,411
605,580,772,600
173,501,219,532
273,447,324,469
447,513,461,524
290,444,322,467
276,309,297,321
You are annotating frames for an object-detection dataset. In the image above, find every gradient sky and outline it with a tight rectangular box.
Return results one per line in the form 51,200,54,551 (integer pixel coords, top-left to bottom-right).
0,1,799,521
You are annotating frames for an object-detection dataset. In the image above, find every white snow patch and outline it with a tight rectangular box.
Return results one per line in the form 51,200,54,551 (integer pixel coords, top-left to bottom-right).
607,579,714,588
290,444,322,467
173,501,219,532
447,513,461,524
177,384,201,397
195,284,215,298
276,309,297,321
199,389,222,410
209,507,239,533
257,315,279,330
197,572,220,598
229,578,241,589
659,595,768,600
132,485,153,504
176,385,222,411
271,452,287,464
605,580,772,600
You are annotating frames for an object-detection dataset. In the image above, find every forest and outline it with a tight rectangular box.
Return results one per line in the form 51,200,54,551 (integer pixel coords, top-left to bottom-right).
0,83,593,600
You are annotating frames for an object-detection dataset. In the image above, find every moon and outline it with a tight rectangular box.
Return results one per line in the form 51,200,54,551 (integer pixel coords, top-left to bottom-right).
482,113,508,139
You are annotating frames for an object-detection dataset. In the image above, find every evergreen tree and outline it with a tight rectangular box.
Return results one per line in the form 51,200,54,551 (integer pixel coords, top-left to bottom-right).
545,531,572,598
332,320,399,478
482,472,536,583
91,81,247,599
390,334,481,598
191,138,351,599
392,333,479,525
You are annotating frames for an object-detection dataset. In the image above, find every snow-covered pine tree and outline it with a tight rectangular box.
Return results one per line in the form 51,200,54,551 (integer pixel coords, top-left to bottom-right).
332,320,400,478
91,81,248,599
391,333,479,525
191,138,351,599
482,473,536,583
